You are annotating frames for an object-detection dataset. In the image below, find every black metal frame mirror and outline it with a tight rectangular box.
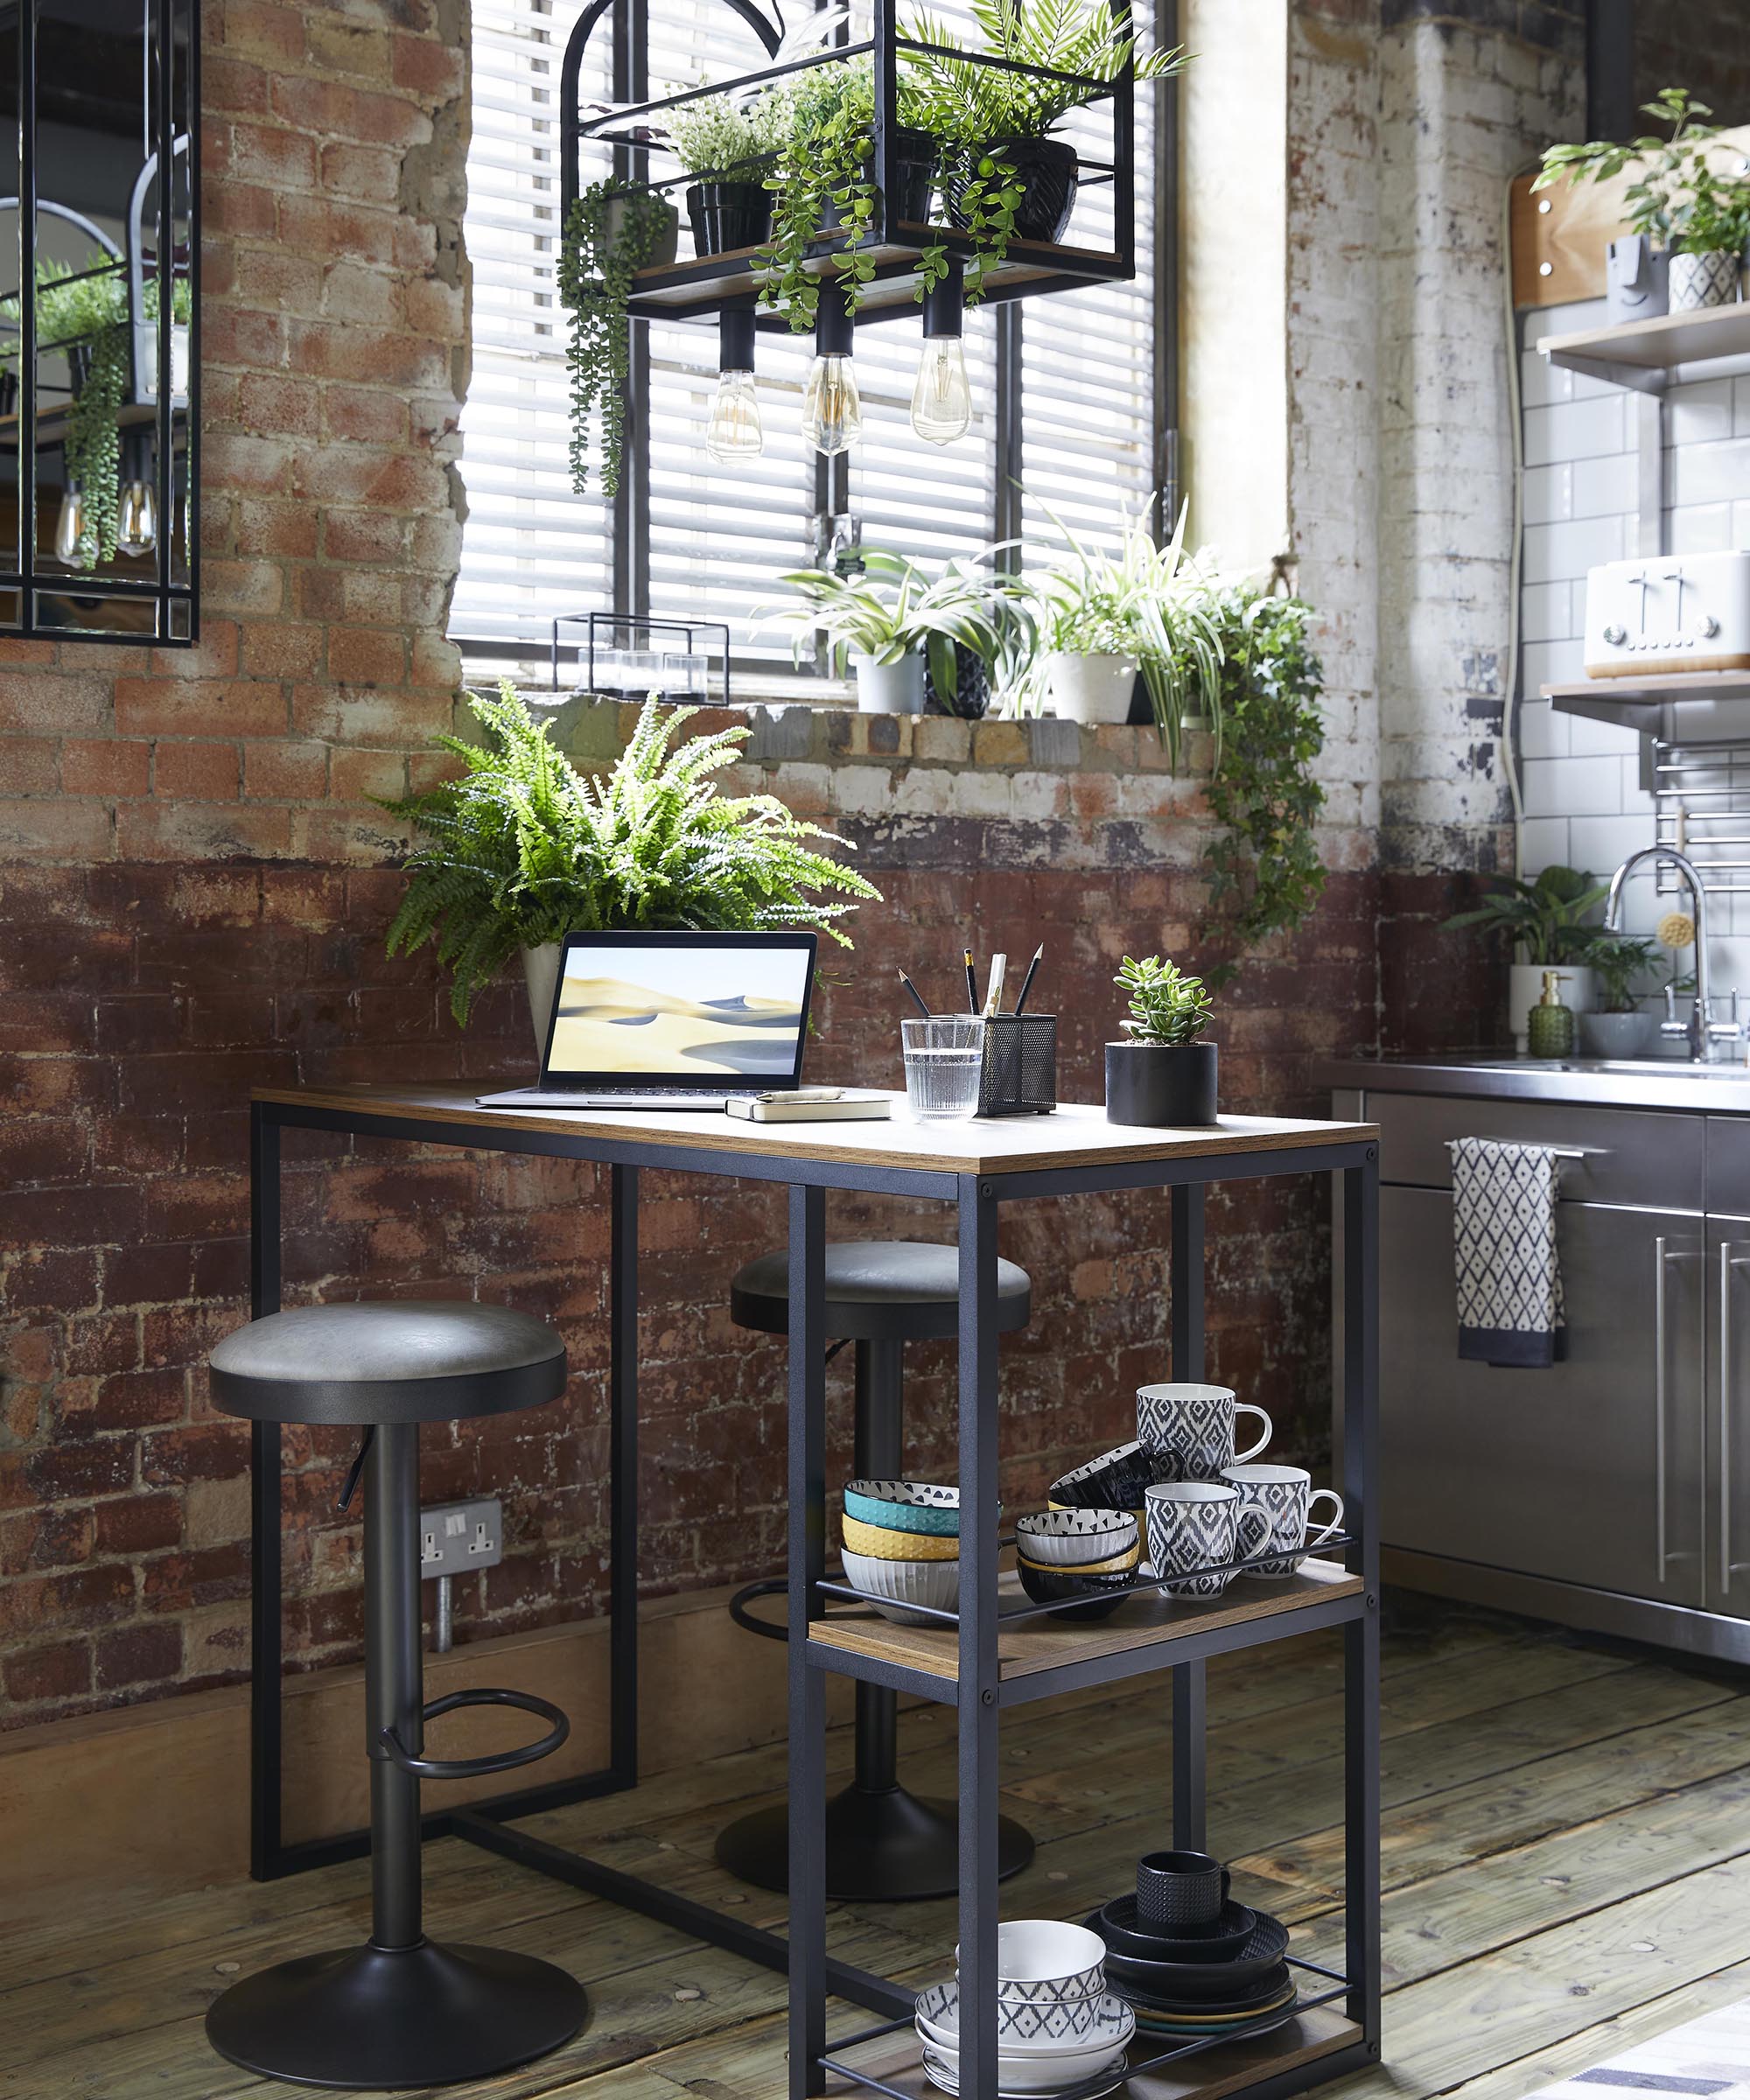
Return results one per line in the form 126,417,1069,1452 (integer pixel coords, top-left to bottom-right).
0,0,198,644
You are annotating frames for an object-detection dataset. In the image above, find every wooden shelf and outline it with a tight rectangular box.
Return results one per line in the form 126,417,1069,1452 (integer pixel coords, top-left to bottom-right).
1544,670,1750,705
1543,670,1750,741
827,2005,1364,2100
1537,302,1750,394
808,1558,1363,1700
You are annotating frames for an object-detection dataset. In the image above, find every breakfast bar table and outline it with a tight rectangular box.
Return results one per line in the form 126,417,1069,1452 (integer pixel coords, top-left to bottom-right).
244,1082,1381,2100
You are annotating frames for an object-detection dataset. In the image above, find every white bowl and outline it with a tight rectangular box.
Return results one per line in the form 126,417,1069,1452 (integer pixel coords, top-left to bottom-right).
1015,1508,1139,1567
956,1918,1107,2001
920,1979,1132,2057
918,2035,1128,2097
838,1546,959,1627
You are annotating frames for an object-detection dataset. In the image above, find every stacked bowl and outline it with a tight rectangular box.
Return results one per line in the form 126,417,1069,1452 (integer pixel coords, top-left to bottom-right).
839,1480,967,1627
914,1922,1135,2097
1084,1850,1297,2041
1014,1508,1141,1622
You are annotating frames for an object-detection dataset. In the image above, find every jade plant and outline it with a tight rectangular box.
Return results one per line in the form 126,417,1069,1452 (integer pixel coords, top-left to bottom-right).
1115,954,1212,1046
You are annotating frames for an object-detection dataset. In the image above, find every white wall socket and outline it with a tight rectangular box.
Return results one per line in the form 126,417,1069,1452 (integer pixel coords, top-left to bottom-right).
419,1497,503,1578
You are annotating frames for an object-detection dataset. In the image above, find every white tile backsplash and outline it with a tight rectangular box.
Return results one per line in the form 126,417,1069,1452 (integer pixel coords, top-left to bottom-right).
1668,378,1736,447
1524,395,1628,466
1522,461,1573,525
1518,697,1568,760
1522,752,1620,818
1521,581,1571,643
1669,437,1750,510
1570,450,1635,520
1522,514,1626,584
1666,501,1736,553
1568,811,1656,879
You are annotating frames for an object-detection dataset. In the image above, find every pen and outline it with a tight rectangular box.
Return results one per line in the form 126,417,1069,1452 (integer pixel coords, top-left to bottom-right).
982,952,1007,1017
963,946,978,1016
898,967,932,1018
1013,943,1045,1015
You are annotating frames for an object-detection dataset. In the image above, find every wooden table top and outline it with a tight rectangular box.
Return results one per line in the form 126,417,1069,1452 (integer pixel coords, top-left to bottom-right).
253,1082,1377,1180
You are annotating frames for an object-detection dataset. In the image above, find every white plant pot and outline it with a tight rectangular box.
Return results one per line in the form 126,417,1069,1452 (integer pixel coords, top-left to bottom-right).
1508,962,1594,1054
522,942,563,1061
1669,249,1741,312
1046,650,1137,725
851,653,926,714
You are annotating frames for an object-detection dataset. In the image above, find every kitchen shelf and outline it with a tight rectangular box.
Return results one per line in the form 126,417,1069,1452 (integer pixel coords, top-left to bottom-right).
824,2006,1366,2100
1537,302,1750,394
1544,671,1750,743
808,1559,1364,1707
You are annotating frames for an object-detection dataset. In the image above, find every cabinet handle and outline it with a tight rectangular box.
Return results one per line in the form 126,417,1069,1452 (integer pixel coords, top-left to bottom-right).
1656,1236,1670,1583
1722,1243,1750,1594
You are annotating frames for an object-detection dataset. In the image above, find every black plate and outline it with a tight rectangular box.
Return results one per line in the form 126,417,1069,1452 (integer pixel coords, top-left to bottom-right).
1082,1909,1290,1997
1094,1894,1256,1961
1113,1966,1292,2017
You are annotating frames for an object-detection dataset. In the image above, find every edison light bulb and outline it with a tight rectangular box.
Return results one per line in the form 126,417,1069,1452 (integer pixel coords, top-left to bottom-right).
117,478,158,556
911,336,971,444
706,369,763,461
802,354,862,457
53,484,85,565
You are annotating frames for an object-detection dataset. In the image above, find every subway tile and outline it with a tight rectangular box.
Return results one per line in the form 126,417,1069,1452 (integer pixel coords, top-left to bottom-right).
1517,816,1571,873
1522,581,1572,643
1736,375,1750,438
1522,637,1587,690
1668,377,1735,447
1520,346,1573,409
1522,461,1573,525
1571,450,1635,519
1667,502,1735,553
1522,514,1626,585
1568,811,1656,882
1518,697,1569,760
1732,499,1750,547
1534,752,1625,819
1565,708,1641,758
1523,395,1628,467
1669,436,1750,509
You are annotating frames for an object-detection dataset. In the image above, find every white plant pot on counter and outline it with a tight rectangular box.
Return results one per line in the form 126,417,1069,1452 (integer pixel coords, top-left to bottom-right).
851,653,926,714
522,942,563,1061
1508,962,1594,1054
1669,249,1741,312
1046,650,1137,725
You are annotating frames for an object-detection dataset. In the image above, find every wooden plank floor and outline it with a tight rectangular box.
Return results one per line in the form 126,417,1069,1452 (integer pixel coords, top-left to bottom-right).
4,1595,1749,2100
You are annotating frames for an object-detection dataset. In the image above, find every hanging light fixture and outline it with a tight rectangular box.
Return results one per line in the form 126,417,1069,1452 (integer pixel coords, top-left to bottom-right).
116,476,159,556
53,482,85,566
801,283,862,457
910,260,971,445
705,303,763,464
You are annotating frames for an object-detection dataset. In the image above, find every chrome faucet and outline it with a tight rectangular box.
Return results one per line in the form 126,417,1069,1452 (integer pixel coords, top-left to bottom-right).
1603,845,1725,1061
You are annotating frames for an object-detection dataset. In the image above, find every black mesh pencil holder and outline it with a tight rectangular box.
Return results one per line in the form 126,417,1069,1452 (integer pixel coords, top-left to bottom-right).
978,1015,1057,1116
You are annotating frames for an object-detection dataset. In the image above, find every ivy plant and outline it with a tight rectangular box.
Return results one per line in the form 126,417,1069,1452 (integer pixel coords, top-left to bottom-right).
1198,588,1328,987
378,685,880,1026
556,183,677,497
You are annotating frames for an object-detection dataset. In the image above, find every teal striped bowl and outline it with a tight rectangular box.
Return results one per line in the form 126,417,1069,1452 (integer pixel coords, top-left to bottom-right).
843,1480,961,1537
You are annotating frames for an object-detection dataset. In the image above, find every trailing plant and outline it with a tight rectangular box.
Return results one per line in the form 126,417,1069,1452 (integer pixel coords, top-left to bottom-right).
556,182,677,498
1115,954,1212,1046
1198,587,1327,989
378,684,880,1026
664,86,789,178
1583,931,1659,1013
757,60,886,331
1533,87,1750,251
1443,864,1608,967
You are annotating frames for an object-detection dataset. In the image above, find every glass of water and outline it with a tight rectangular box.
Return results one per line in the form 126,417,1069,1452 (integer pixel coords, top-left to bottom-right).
902,1018,985,1121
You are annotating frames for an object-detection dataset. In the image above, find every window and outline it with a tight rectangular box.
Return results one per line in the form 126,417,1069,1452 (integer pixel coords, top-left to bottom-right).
452,0,1171,682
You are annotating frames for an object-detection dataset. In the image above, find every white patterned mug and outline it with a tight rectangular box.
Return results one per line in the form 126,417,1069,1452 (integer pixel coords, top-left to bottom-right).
1144,1480,1272,1599
1220,1464,1344,1578
1137,1382,1271,1483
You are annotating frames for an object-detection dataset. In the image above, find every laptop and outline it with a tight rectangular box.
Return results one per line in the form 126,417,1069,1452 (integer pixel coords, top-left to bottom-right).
477,929,818,1110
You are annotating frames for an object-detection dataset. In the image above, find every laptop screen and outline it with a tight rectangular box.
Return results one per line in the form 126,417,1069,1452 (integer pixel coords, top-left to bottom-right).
543,932,816,1087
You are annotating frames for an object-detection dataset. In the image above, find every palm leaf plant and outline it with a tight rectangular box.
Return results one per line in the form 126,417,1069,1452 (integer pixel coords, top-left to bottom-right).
904,0,1185,143
379,684,880,1026
1442,865,1608,966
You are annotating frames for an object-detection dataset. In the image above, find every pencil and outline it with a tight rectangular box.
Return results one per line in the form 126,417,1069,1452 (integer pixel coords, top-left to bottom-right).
982,953,1007,1017
963,946,978,1015
898,967,932,1018
1014,943,1045,1015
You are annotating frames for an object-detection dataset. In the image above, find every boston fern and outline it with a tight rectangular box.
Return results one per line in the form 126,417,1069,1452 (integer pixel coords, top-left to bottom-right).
379,684,881,1026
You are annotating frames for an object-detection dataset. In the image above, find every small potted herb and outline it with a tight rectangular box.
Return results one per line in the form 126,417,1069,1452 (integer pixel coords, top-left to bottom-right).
1443,864,1606,1052
1578,933,1659,1059
1105,956,1216,1127
666,88,788,256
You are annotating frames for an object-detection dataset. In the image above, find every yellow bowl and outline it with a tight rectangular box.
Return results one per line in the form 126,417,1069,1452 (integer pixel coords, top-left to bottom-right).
1017,1541,1141,1577
841,1513,960,1562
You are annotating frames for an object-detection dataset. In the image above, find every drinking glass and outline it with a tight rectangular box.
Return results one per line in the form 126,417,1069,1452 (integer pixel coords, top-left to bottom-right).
902,1018,984,1121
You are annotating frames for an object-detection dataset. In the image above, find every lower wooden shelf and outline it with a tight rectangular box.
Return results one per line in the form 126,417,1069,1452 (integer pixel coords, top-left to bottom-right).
827,2005,1364,2100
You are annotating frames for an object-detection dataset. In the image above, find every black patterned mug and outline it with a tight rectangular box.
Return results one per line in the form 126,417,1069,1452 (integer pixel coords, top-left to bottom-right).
1137,1382,1271,1482
1220,1464,1344,1578
1136,1849,1231,1935
1144,1480,1271,1599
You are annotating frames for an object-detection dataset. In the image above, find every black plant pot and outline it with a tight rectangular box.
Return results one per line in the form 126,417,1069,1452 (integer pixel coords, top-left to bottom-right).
890,126,939,226
686,180,772,256
924,641,990,719
1104,1041,1218,1128
944,136,1079,245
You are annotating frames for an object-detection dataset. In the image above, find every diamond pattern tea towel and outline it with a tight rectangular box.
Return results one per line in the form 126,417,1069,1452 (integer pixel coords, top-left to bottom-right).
1448,1138,1567,1368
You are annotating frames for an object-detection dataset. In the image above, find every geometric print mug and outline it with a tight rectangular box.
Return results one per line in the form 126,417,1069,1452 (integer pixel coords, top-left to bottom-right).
1137,1382,1272,1483
1144,1480,1273,1599
1219,1464,1343,1578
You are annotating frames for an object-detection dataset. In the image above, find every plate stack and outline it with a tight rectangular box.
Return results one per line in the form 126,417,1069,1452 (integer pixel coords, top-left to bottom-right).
839,1480,972,1627
1084,1850,1296,2041
914,1922,1135,2098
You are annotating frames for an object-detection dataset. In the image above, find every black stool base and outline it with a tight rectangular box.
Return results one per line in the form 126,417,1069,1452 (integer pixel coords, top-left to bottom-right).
715,1785,1034,1901
205,1938,587,2090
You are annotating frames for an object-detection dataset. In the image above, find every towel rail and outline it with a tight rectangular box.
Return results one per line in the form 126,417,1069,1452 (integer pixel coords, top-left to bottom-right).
1443,1139,1608,1162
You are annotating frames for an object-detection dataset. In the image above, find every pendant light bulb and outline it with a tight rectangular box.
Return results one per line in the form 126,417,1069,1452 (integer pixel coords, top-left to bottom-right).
911,261,970,445
706,305,763,463
53,482,85,565
117,478,159,556
802,287,862,457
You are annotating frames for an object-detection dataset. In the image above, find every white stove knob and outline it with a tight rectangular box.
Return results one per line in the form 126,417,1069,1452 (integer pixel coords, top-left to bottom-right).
1695,613,1721,638
1602,622,1627,646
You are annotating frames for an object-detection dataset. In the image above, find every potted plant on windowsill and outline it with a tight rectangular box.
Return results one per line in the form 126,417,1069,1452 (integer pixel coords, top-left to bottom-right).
1578,933,1659,1059
377,684,880,1053
1104,955,1217,1127
665,88,789,256
1443,864,1607,1053
761,549,925,712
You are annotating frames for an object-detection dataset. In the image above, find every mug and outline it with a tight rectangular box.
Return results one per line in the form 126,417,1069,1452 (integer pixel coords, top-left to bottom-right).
1220,1465,1344,1578
1144,1480,1271,1600
1136,1849,1230,1935
1137,1382,1271,1483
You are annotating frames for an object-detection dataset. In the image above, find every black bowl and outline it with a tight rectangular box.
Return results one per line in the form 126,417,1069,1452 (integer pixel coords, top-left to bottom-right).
1096,1894,1256,1962
1111,1964,1292,2016
1048,1441,1159,1513
1016,1555,1133,1621
1083,1909,1290,1998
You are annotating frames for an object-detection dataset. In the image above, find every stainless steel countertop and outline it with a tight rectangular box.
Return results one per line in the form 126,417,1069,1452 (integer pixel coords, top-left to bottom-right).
1317,1053,1750,1114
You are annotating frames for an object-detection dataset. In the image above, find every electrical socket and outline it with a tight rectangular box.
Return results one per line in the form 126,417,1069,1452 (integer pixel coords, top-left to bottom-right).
419,1497,502,1578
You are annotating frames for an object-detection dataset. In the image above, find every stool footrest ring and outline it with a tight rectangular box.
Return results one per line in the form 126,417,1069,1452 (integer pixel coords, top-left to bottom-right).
380,1687,569,1781
728,1576,790,1644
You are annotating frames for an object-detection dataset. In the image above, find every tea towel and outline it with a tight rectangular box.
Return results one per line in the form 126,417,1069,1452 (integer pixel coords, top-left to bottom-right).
1448,1137,1567,1368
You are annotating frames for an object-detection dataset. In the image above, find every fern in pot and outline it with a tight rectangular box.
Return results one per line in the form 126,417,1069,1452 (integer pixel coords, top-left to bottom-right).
378,684,880,1053
1104,955,1217,1128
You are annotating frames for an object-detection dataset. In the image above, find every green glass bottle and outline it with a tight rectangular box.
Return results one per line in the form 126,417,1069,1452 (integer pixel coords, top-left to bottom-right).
1527,970,1576,1059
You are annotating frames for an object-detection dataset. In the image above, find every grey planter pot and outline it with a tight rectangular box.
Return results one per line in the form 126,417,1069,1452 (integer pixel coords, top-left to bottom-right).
1104,1040,1218,1127
1670,249,1741,312
1579,1009,1656,1060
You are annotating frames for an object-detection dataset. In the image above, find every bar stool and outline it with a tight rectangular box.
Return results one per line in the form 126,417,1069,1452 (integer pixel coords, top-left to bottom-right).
716,1241,1035,1900
205,1301,588,2090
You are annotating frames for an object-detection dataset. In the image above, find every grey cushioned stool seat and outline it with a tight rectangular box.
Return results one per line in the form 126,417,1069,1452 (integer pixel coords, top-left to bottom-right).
718,1240,1033,1904
205,1301,584,2090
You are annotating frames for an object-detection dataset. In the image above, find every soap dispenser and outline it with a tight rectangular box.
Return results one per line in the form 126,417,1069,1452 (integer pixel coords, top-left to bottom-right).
1527,970,1576,1059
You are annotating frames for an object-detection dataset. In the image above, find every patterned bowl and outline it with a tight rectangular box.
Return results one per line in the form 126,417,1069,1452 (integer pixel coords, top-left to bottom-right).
1016,1557,1135,1621
838,1547,960,1627
921,1976,1133,2053
843,1479,962,1536
1015,1508,1139,1566
840,1512,961,1562
1046,1442,1159,1512
1018,1538,1140,1578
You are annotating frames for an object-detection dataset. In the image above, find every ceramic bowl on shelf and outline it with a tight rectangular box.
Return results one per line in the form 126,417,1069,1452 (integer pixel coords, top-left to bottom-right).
1090,1891,1256,1961
840,1512,962,1561
916,2036,1128,2099
920,1978,1133,2053
837,1546,959,1627
1016,1556,1135,1622
964,1918,1110,2004
1014,1508,1139,1566
1083,1905,1290,1993
843,1479,962,1536
1046,1441,1158,1512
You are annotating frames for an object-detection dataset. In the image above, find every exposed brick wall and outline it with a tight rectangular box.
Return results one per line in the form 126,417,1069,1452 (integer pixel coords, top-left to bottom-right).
1635,1,1750,125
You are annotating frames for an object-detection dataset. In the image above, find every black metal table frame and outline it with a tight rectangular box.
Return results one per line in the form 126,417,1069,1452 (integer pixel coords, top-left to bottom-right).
246,1095,1380,2100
